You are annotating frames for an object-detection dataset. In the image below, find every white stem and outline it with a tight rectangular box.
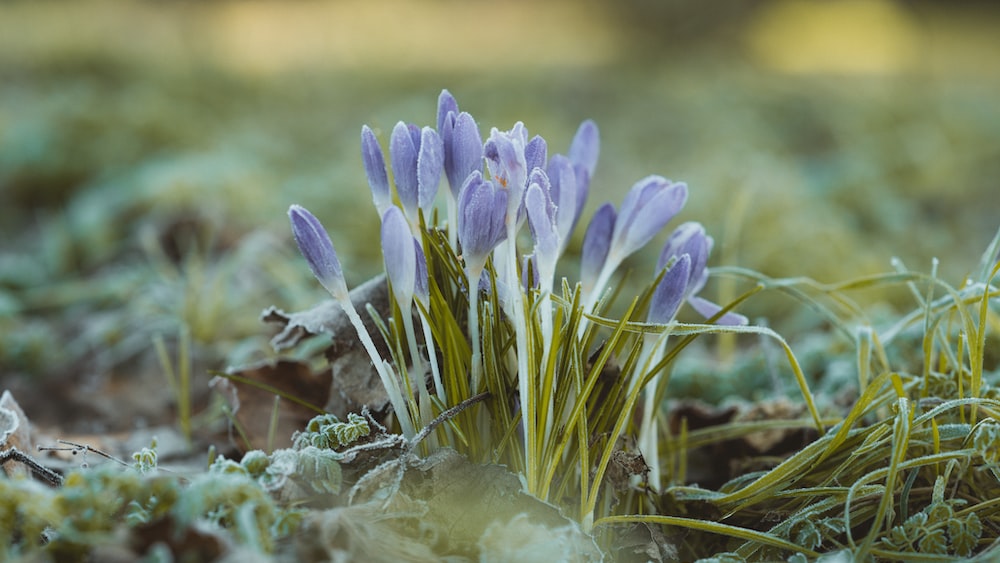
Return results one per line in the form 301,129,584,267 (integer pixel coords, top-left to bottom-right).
506,223,536,489
401,303,432,429
466,263,484,392
340,297,417,439
636,332,668,491
418,307,445,402
577,251,623,338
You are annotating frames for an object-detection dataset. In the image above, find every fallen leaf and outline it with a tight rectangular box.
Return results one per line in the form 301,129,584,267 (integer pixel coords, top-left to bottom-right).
211,360,331,453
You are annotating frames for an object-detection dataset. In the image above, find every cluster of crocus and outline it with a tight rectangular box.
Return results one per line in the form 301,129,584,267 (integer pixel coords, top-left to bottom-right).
287,90,746,511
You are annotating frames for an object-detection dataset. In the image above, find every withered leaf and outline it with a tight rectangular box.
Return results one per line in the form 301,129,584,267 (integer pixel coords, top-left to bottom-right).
261,274,392,416
211,360,331,453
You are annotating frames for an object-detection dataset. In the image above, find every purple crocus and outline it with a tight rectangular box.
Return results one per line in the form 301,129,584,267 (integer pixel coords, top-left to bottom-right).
484,123,529,223
525,180,559,287
361,125,392,216
646,254,691,324
438,91,484,200
288,205,348,301
380,206,417,309
580,203,616,296
546,155,585,254
568,119,599,180
656,222,747,325
390,121,443,225
610,176,688,263
457,171,508,276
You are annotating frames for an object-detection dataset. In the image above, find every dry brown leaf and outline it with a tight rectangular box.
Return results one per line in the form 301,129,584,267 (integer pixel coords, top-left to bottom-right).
211,360,331,453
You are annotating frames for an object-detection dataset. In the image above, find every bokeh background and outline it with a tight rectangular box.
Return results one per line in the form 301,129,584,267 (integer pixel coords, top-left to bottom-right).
1,0,998,429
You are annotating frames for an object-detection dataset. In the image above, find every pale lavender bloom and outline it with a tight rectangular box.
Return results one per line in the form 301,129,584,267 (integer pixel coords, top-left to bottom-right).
390,122,443,221
656,222,747,325
647,254,691,324
568,119,599,179
484,123,529,221
361,125,391,215
610,176,688,262
288,205,348,301
457,171,508,271
580,203,616,293
440,111,484,199
524,135,548,177
525,182,559,281
657,222,711,295
380,206,417,309
436,89,458,133
546,155,584,250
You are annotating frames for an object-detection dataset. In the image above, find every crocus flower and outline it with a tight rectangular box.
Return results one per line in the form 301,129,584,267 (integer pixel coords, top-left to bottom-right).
380,206,417,309
390,121,444,225
288,204,348,301
656,222,748,325
646,254,691,324
525,180,559,287
610,176,688,263
579,203,616,296
440,110,484,200
546,155,585,254
457,171,508,275
436,89,458,133
568,119,599,180
484,123,529,223
361,125,391,216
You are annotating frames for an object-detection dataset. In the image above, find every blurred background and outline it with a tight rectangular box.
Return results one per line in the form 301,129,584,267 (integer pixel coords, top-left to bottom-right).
1,0,998,429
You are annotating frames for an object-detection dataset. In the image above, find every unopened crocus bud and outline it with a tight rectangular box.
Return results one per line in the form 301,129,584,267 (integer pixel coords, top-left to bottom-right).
611,176,688,262
647,254,691,324
361,125,391,216
457,171,508,274
391,122,443,223
380,206,417,309
441,111,484,199
436,89,458,133
525,181,559,284
658,222,712,296
288,205,348,301
580,203,616,295
656,221,747,326
547,155,582,251
569,119,599,180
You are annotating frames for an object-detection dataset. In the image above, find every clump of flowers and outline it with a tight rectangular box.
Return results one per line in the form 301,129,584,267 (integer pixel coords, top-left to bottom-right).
288,90,754,526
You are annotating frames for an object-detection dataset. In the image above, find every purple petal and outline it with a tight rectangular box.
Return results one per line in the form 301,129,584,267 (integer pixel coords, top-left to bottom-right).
361,125,390,213
390,121,419,216
580,203,616,289
647,254,691,324
381,206,416,307
288,205,347,300
457,171,508,263
546,155,579,244
614,177,688,259
688,296,748,326
525,135,548,175
569,119,599,178
657,222,712,295
525,182,559,264
436,89,458,133
444,111,483,198
417,126,443,214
